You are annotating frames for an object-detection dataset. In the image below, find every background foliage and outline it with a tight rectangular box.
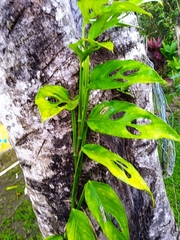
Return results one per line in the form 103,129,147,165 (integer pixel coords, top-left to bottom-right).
139,0,180,228
139,0,179,42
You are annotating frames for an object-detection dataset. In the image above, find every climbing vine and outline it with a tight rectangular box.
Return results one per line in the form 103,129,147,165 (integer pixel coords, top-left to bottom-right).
35,0,180,239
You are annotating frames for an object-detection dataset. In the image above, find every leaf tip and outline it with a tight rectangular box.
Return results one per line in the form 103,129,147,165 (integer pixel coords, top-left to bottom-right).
147,189,155,208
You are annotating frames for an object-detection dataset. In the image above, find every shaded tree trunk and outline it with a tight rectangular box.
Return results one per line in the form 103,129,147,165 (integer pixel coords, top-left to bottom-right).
176,13,180,56
0,0,179,239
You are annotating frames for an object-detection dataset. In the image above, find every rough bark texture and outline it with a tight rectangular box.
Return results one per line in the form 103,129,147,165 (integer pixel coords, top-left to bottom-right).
176,13,180,56
0,0,179,239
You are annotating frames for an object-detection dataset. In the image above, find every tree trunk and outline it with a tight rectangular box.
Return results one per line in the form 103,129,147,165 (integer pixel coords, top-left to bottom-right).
0,0,179,239
175,13,180,56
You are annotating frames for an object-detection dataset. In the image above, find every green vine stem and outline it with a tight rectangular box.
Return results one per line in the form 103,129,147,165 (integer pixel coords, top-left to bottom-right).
71,149,83,208
71,109,77,164
71,21,91,207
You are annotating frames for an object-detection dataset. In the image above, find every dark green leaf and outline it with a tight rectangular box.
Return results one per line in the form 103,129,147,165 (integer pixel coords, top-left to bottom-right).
87,100,180,141
85,180,129,240
69,39,113,62
66,208,95,240
82,145,154,204
35,85,79,122
89,60,167,90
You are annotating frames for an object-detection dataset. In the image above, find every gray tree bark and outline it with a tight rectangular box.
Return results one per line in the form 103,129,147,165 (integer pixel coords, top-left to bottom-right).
176,13,180,56
0,0,179,239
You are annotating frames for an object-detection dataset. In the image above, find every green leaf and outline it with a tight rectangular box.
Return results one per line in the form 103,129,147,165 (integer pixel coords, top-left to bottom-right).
78,0,152,25
167,57,180,71
87,100,180,142
35,85,79,122
69,39,113,62
6,185,18,190
88,13,131,40
66,208,95,240
45,235,63,240
85,181,129,240
89,60,167,90
77,0,109,24
128,0,163,6
88,2,151,39
82,145,154,204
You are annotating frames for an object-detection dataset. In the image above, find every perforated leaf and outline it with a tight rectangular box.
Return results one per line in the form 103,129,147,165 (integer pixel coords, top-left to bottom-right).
35,85,79,122
87,100,180,141
89,60,167,90
85,181,129,240
82,145,154,203
69,39,113,62
66,208,95,240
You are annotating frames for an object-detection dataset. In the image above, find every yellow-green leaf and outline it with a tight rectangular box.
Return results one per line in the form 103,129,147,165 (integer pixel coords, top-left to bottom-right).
128,0,163,6
45,235,63,240
77,0,109,24
87,100,180,142
6,185,18,190
88,1,151,39
35,85,79,122
69,39,113,62
82,144,154,205
66,209,95,240
89,60,167,90
85,180,129,240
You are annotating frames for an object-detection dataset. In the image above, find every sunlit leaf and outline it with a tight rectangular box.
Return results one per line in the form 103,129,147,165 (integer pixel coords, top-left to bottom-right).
77,0,109,24
128,0,163,6
88,2,151,39
66,208,95,240
35,85,79,122
87,100,180,141
69,39,113,62
85,180,129,240
89,60,167,90
88,13,132,40
45,235,63,240
78,0,152,25
82,145,154,204
6,185,18,190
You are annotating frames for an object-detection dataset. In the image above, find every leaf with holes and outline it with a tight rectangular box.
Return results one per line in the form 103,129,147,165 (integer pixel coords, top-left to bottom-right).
35,85,79,122
89,60,167,90
88,2,151,39
69,39,113,62
87,100,180,141
82,145,154,205
85,181,129,240
66,208,95,240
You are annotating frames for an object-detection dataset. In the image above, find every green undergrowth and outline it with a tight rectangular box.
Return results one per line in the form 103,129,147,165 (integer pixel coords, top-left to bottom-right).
0,165,42,240
164,105,180,228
